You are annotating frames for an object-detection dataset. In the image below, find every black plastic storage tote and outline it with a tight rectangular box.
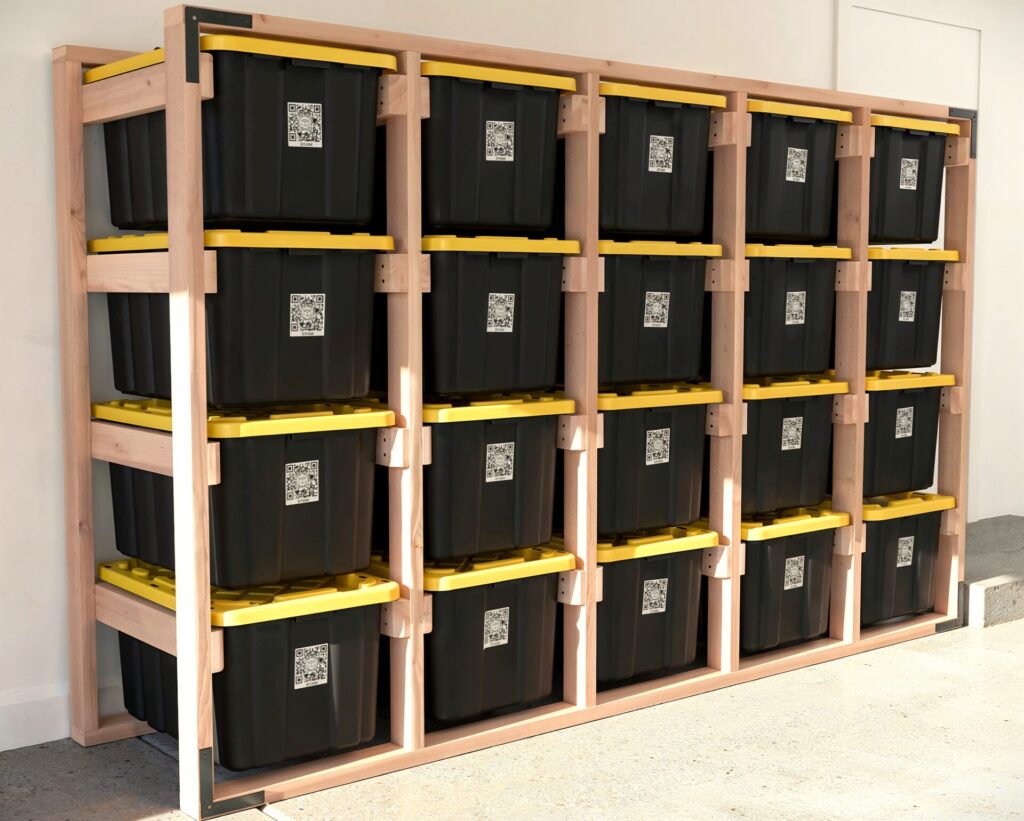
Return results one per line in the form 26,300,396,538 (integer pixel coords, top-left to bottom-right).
92,231,389,406
599,82,725,238
94,399,392,589
101,558,397,770
421,61,574,232
423,236,577,395
89,35,395,230
599,241,720,386
746,100,851,243
869,115,960,244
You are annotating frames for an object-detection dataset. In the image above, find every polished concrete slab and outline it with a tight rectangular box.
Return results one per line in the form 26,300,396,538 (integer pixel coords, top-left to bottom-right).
2,620,1021,820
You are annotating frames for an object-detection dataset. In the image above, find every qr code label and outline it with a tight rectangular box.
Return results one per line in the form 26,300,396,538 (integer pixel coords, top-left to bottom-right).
897,535,915,568
781,416,803,451
290,293,326,337
785,147,808,183
483,607,510,649
895,406,914,439
785,290,807,325
486,292,515,333
294,643,329,689
645,427,671,466
485,120,515,161
643,291,671,328
784,555,806,590
899,290,917,322
648,134,674,173
285,460,320,506
641,578,669,615
485,442,515,483
899,157,919,191
287,102,323,148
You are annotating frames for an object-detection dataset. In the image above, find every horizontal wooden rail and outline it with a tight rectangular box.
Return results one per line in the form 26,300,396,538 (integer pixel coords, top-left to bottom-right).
81,53,213,125
90,420,220,484
95,582,224,673
87,250,218,293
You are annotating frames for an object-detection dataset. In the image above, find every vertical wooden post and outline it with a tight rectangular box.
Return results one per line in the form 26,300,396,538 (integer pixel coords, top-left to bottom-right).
830,108,872,642
386,52,426,749
52,51,100,746
164,10,213,817
706,93,747,673
561,72,601,707
935,120,976,618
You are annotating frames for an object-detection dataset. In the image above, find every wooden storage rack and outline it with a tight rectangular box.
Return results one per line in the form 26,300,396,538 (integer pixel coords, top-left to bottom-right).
53,6,976,818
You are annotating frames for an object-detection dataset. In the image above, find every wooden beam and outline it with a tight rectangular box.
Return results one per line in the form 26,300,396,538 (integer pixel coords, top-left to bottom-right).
82,54,213,125
163,15,213,818
90,420,220,484
94,582,224,673
86,250,217,293
53,50,100,746
73,712,155,747
53,45,138,67
706,90,747,674
384,51,427,753
829,105,871,642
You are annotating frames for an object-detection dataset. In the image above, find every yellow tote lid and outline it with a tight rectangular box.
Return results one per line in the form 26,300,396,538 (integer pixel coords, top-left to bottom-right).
864,371,956,392
423,393,574,424
740,508,850,541
599,81,726,109
743,376,848,401
870,114,960,136
748,99,852,123
420,61,575,92
92,398,395,438
371,547,576,592
597,384,723,411
868,247,960,262
83,34,397,83
98,558,399,627
746,244,852,260
598,240,722,257
862,492,956,521
422,236,579,254
596,526,718,563
87,231,394,253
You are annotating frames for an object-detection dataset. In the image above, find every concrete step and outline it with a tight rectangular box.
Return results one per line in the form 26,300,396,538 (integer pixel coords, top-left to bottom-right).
965,515,1024,628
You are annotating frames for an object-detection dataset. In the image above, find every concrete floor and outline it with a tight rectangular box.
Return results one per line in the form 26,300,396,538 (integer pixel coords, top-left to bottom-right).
2,619,1022,820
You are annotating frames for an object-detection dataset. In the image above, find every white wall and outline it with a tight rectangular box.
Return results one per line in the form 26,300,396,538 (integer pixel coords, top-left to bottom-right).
0,0,1018,751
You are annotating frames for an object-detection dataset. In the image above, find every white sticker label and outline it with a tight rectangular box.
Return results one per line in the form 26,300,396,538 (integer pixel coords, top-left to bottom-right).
287,102,323,148
483,606,510,649
897,535,915,568
294,643,329,689
781,416,803,451
785,290,807,325
643,291,671,328
645,428,671,466
895,406,914,439
784,555,806,590
785,147,808,183
290,293,326,337
486,292,516,333
485,120,515,161
648,135,674,173
899,290,917,322
485,442,515,483
899,157,919,191
285,460,319,506
641,578,669,615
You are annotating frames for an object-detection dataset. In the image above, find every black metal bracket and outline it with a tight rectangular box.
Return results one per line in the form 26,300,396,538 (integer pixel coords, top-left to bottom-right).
936,581,968,632
183,6,253,83
198,747,265,819
948,107,977,158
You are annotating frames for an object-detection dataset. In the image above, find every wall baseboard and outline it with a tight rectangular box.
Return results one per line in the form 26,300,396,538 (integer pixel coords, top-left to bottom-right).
0,678,124,752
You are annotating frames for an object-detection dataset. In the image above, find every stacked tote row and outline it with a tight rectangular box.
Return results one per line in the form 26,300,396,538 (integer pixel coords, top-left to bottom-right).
54,8,974,817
